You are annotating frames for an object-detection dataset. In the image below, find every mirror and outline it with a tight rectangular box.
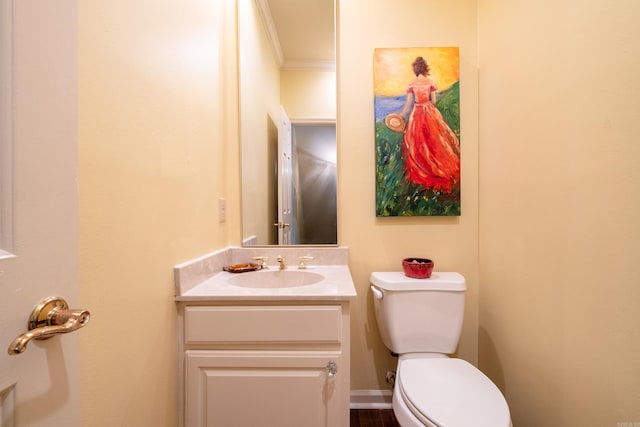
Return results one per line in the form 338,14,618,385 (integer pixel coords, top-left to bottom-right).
238,0,337,246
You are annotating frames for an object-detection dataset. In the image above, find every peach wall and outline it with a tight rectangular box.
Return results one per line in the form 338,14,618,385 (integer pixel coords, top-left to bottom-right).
78,0,238,425
77,0,640,425
338,0,480,390
281,69,336,120
238,0,281,244
478,0,640,425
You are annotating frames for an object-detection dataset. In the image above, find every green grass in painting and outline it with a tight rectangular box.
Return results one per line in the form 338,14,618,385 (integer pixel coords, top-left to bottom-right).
375,82,461,217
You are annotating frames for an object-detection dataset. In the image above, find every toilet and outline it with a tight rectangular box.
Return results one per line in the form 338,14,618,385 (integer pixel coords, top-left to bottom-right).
370,271,511,427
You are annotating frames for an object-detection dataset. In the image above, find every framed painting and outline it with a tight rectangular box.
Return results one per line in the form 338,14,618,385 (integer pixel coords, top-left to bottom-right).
374,47,460,216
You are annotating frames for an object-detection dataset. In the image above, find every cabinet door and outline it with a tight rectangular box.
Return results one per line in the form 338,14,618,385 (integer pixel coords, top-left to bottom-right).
186,350,344,427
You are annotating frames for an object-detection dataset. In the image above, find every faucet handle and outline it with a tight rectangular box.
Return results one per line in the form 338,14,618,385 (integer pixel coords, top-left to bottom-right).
298,256,314,269
252,256,269,269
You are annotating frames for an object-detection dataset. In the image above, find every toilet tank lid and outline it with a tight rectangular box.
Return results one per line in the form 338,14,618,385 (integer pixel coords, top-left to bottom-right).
370,272,466,292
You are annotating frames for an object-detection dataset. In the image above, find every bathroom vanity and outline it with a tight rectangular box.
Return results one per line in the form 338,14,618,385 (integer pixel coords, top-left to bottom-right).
174,247,356,427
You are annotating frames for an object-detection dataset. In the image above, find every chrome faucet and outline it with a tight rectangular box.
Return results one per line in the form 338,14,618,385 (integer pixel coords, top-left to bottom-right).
276,255,287,270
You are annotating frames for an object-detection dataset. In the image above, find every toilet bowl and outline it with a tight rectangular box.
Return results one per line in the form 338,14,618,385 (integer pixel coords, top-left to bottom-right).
370,272,512,427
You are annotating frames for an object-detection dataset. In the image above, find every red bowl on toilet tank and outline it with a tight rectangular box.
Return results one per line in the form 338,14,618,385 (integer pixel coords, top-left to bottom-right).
402,258,434,279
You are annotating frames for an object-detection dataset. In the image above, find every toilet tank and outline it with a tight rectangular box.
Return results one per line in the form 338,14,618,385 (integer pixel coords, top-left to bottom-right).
370,272,466,355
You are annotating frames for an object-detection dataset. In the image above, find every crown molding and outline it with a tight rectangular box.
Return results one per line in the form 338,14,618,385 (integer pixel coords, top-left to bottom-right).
254,0,283,66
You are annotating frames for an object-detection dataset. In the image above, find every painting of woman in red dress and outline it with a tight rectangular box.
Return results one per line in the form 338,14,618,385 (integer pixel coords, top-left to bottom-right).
397,57,460,193
374,47,460,216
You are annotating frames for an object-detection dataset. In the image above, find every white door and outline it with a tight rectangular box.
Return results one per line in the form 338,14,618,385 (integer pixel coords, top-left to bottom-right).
0,0,81,426
277,107,293,245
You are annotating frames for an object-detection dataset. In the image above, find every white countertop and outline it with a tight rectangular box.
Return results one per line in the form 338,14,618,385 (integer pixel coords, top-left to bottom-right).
176,265,357,302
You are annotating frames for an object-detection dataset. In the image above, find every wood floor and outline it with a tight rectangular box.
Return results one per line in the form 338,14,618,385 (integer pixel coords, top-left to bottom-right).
350,409,401,427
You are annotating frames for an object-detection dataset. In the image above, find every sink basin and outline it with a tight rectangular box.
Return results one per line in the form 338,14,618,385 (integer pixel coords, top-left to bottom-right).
228,270,324,288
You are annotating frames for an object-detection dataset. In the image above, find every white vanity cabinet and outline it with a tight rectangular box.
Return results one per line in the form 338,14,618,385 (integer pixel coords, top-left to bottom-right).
178,302,351,427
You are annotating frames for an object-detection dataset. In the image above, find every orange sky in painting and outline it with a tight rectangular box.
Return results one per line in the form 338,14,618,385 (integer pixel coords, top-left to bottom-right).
374,47,460,97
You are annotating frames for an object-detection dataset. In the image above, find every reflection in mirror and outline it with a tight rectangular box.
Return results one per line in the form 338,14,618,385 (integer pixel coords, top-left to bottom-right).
238,0,336,246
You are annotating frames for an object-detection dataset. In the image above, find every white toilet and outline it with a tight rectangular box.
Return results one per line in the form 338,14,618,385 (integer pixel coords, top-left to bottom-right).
370,271,511,427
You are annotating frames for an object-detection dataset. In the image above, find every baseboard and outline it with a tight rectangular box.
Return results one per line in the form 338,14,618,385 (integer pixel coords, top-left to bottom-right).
350,390,393,409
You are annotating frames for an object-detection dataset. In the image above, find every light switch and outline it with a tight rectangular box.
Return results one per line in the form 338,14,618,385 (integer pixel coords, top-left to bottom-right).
218,198,226,223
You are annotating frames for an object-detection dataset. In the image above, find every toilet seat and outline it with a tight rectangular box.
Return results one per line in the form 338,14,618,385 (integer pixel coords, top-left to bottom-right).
398,357,511,427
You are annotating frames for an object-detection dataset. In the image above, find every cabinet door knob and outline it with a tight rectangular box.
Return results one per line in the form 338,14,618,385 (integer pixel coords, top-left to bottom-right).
326,360,338,378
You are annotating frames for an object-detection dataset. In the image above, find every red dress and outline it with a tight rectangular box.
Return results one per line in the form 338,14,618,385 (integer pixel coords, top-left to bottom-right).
403,80,460,193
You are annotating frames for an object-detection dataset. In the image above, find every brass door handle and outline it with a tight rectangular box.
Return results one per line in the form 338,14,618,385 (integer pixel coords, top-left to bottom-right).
7,296,90,355
273,222,291,229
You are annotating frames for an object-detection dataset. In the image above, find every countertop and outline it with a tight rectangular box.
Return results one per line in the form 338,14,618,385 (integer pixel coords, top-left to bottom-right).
176,264,357,302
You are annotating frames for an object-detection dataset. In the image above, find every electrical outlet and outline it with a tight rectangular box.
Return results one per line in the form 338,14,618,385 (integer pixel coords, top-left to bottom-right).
218,198,226,223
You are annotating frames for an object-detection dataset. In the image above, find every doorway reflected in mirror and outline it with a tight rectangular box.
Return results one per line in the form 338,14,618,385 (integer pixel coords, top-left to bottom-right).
290,123,337,245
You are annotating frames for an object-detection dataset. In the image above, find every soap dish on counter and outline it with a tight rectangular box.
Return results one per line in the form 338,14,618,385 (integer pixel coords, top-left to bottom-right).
223,263,262,273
